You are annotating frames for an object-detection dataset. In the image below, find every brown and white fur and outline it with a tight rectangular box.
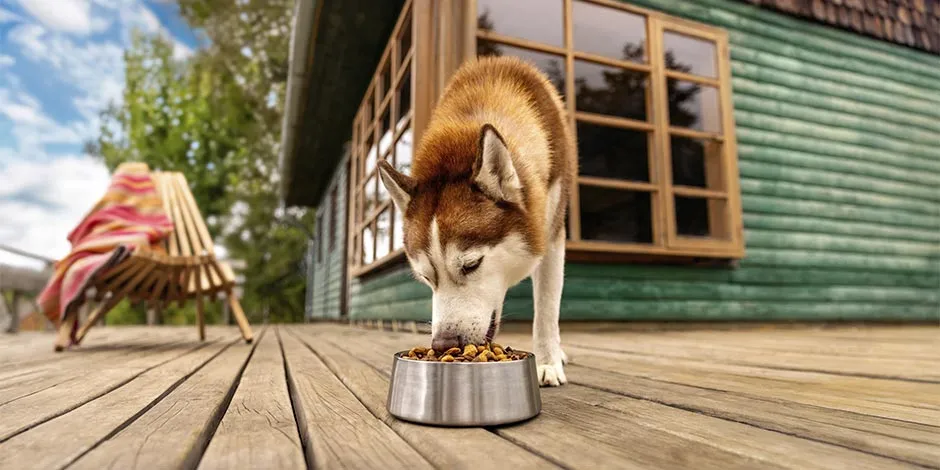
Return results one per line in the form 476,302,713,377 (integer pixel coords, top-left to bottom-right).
377,56,577,386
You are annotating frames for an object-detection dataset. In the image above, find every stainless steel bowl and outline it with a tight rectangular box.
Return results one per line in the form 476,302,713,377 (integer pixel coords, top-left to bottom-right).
386,350,542,426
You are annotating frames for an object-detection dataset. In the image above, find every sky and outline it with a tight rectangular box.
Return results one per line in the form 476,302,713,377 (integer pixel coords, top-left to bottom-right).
0,0,200,270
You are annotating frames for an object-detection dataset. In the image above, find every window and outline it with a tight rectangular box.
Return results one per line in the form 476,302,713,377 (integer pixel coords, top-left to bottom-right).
349,1,414,274
475,0,744,259
329,186,337,250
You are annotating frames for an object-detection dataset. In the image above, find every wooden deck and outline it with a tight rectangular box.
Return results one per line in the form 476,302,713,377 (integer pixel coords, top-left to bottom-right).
1,323,937,469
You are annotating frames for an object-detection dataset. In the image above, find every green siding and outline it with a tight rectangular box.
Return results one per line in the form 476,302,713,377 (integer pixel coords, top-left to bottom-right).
348,0,940,321
308,151,349,320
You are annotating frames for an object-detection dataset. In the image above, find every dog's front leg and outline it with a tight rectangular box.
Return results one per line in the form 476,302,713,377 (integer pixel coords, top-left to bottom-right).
531,230,567,386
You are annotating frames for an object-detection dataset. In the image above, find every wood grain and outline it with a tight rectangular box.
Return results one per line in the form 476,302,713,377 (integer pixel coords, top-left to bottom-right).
315,325,924,470
0,334,233,441
68,333,257,470
278,327,432,469
198,330,304,470
291,326,556,469
0,338,235,469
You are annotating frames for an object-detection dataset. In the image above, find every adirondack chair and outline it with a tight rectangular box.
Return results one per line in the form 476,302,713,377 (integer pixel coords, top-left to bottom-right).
54,171,254,351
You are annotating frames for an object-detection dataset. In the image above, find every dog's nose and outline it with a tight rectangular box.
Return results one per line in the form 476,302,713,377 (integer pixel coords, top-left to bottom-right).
431,331,460,352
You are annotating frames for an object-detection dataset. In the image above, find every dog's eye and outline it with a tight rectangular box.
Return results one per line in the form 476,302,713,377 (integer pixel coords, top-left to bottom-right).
461,257,483,276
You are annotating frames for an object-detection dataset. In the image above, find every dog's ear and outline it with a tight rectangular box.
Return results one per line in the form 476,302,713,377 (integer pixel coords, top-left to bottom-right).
473,124,523,206
378,159,416,213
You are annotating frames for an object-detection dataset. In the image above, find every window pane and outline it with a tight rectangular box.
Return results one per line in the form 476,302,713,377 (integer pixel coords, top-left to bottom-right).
376,209,391,260
664,31,717,78
477,0,563,47
671,136,723,189
379,60,392,104
362,224,375,264
667,79,721,133
397,62,411,121
572,0,646,63
398,13,412,67
362,88,373,124
576,121,649,182
364,131,377,174
574,61,647,121
579,186,653,243
675,196,729,239
477,40,566,98
395,127,413,175
392,206,404,250
364,174,376,217
378,107,392,157
377,168,389,205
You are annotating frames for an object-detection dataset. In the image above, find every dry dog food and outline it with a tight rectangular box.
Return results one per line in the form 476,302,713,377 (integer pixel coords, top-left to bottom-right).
403,343,528,362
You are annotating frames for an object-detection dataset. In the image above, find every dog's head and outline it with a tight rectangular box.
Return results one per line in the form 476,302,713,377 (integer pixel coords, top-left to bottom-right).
378,124,541,350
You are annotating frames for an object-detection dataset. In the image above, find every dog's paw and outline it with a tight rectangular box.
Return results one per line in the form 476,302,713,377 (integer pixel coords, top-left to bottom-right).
537,361,567,387
561,348,570,365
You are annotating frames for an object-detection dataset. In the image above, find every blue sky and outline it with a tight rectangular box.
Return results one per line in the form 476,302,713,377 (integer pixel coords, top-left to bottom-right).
0,0,201,268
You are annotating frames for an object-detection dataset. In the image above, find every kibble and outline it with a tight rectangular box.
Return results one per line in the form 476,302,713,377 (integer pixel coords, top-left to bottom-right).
402,342,528,362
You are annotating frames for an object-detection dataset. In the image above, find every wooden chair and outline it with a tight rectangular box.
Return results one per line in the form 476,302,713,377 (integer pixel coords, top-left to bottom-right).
55,171,254,351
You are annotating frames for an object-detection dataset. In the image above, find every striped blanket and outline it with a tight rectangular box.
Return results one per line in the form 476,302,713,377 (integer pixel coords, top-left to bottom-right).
37,162,174,341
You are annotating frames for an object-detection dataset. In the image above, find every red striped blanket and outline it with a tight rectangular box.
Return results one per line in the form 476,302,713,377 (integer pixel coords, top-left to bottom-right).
37,162,174,342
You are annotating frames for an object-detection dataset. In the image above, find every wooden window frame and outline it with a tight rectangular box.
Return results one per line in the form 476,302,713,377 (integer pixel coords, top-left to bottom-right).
471,0,745,261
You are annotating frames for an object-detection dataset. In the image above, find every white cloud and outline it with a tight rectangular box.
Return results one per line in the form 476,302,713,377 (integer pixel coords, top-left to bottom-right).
0,155,111,266
14,0,94,35
0,55,15,68
0,7,24,24
8,23,47,56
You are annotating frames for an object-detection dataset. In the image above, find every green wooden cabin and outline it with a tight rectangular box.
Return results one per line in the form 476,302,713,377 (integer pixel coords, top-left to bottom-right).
281,0,940,323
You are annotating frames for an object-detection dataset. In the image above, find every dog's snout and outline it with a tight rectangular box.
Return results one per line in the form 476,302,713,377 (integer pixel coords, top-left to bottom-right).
431,330,460,352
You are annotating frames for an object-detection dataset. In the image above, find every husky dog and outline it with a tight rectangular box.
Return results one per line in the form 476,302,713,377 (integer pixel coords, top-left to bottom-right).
377,56,577,386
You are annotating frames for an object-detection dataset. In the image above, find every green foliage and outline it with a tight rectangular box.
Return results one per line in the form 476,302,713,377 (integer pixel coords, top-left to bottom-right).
85,0,312,325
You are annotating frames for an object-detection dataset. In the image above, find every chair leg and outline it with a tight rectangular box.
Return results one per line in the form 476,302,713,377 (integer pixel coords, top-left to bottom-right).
196,294,206,341
54,311,76,352
74,294,124,345
227,294,253,344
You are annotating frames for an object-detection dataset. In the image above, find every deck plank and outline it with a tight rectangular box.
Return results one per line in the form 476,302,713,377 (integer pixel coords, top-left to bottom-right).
198,329,305,470
67,332,258,470
290,326,557,469
313,326,920,470
278,327,432,469
558,344,940,424
559,331,940,381
0,333,236,442
0,338,235,469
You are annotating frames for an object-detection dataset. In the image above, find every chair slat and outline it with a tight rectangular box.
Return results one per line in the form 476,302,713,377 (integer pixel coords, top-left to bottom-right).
175,172,215,256
170,173,205,256
155,173,181,257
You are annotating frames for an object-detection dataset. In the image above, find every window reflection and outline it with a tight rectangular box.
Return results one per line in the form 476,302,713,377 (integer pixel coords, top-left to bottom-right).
392,206,404,250
577,122,649,182
378,107,392,156
572,0,646,62
376,209,391,260
671,136,722,189
580,186,653,243
667,79,721,133
397,63,411,121
675,196,710,237
394,128,412,175
362,224,375,264
477,0,563,47
574,60,647,121
664,31,716,78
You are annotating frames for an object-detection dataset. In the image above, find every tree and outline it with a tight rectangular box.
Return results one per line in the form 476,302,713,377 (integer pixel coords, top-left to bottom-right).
86,20,311,324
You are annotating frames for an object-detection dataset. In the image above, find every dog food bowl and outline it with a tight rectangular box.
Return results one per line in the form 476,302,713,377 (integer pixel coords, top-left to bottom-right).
386,350,542,426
